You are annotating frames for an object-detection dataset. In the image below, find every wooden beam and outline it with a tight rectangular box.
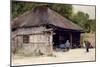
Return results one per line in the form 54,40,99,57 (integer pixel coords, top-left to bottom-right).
70,33,72,48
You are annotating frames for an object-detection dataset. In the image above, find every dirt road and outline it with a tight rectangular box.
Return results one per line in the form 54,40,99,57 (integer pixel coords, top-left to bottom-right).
12,48,95,66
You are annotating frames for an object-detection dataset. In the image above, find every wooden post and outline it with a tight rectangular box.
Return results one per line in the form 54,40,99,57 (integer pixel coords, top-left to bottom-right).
70,33,72,48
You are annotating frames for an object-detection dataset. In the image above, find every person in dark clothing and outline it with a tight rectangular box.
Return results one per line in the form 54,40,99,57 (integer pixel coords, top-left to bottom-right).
84,41,90,52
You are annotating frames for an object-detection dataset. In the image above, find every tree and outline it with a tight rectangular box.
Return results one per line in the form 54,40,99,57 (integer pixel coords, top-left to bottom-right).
48,4,73,19
72,11,90,32
12,1,38,19
12,1,73,20
88,19,96,32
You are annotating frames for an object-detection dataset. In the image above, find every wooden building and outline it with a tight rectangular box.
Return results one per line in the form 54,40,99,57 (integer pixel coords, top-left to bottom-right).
11,5,83,56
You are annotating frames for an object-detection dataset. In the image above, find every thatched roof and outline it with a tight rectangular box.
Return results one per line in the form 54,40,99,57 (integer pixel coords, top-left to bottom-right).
11,5,83,31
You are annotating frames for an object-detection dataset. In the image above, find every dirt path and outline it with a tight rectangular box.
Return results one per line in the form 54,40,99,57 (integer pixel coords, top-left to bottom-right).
12,48,95,66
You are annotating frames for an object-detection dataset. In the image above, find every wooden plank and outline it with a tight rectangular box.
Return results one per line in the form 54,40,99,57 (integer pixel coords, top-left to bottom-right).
70,33,72,48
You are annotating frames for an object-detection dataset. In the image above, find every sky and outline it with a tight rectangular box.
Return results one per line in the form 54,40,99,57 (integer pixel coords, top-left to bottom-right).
72,5,95,19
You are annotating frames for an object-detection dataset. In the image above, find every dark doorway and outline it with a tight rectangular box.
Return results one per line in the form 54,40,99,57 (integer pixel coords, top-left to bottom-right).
53,30,70,49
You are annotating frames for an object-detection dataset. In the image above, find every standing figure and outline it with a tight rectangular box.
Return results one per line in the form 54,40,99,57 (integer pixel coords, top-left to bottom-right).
84,41,90,52
65,40,70,51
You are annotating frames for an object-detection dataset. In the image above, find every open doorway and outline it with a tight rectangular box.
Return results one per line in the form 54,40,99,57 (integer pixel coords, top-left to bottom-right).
53,30,70,50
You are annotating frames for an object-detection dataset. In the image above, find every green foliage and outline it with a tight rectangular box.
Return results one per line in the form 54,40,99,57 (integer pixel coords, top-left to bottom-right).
88,19,96,32
48,4,73,19
71,11,96,32
12,2,37,19
72,11,89,28
12,1,73,19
